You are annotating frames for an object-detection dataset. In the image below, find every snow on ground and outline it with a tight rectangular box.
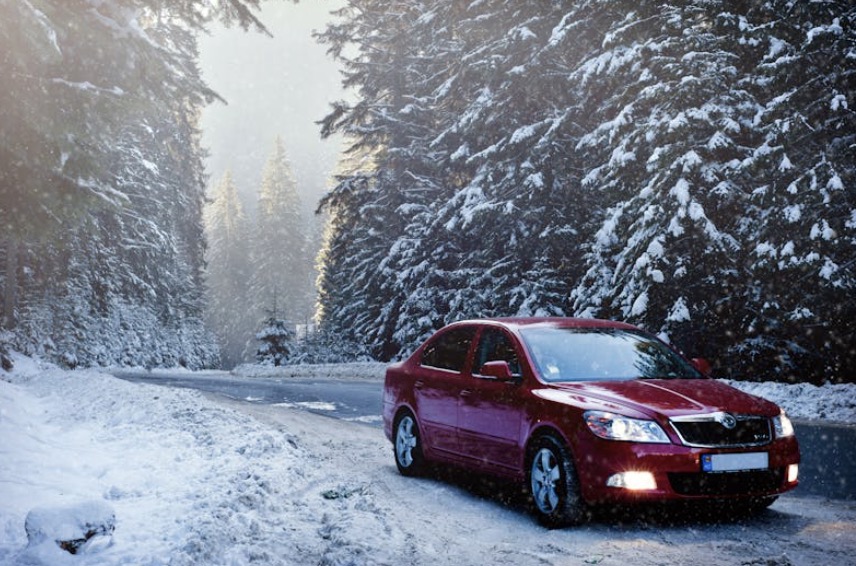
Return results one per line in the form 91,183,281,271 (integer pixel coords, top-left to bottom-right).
2,354,312,565
2,354,856,565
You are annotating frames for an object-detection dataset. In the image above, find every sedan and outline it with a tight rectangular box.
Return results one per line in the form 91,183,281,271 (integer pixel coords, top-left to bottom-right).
382,318,800,526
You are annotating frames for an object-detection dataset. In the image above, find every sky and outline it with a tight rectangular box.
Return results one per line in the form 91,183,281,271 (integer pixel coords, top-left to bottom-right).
198,0,346,219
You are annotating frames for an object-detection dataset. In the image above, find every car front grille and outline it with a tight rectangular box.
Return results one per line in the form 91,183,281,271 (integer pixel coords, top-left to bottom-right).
668,468,784,497
669,414,772,448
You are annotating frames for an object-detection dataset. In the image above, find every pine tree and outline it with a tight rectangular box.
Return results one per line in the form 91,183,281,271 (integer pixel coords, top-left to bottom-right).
205,171,255,367
733,0,856,382
255,317,293,366
388,1,597,349
0,0,267,368
250,137,311,331
317,1,610,357
316,1,460,358
571,3,760,362
254,288,293,366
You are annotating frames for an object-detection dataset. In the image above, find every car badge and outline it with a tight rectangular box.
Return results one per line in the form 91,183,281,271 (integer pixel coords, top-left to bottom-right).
718,412,738,430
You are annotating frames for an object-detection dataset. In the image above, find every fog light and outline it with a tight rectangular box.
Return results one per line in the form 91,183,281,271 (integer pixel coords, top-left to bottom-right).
787,464,799,483
607,471,657,491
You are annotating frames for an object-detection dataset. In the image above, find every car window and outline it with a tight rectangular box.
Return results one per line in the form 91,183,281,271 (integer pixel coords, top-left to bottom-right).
474,328,521,377
520,327,702,382
420,326,476,372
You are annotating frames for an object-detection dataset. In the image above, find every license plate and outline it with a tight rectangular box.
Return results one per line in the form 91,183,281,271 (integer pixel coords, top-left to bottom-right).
701,452,768,472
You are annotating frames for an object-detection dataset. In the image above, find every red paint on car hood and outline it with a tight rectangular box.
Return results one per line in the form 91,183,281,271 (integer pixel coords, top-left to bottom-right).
546,378,780,418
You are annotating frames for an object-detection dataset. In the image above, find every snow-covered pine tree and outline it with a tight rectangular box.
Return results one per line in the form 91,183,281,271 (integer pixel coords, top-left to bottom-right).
316,1,622,359
255,314,294,367
0,1,130,239
314,0,855,383
317,1,677,359
205,171,255,368
254,280,292,367
733,0,856,383
249,137,312,333
384,2,550,351
0,0,260,368
316,1,465,359
0,0,140,335
571,2,761,362
388,1,600,354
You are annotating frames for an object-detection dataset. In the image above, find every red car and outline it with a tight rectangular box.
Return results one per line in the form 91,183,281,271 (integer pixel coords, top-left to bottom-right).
382,318,800,526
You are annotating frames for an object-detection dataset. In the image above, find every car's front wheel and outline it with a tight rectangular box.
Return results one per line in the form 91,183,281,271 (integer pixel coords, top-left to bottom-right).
527,435,587,527
394,411,425,476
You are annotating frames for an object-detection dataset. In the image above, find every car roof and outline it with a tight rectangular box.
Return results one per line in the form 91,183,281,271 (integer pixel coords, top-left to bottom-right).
451,317,639,332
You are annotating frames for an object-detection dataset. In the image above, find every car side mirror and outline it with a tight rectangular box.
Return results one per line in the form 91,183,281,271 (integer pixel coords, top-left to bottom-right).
691,358,712,376
480,360,516,381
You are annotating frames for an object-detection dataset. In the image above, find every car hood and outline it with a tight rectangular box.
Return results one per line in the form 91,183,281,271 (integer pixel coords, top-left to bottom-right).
539,378,780,419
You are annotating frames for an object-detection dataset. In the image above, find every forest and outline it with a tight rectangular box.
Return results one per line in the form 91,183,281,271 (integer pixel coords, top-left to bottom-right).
205,138,318,368
1,1,854,383
0,0,272,369
315,0,855,383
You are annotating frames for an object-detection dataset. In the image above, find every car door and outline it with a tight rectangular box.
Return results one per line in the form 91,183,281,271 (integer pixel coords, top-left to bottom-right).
414,325,476,457
457,327,525,472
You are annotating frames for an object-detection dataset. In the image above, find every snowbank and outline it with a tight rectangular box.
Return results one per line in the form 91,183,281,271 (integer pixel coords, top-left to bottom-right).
723,379,856,424
1,354,309,565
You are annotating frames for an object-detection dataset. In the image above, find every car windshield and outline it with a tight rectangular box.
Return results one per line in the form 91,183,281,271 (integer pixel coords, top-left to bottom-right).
519,327,702,382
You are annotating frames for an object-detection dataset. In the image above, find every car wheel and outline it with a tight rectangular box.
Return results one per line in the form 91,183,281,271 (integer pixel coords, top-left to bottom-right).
527,435,586,527
394,411,425,476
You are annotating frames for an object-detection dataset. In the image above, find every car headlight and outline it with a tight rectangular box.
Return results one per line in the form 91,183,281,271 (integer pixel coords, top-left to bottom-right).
584,411,670,444
773,410,795,438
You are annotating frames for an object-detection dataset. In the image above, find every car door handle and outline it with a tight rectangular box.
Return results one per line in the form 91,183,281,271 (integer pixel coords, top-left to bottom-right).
460,389,472,397
414,380,424,389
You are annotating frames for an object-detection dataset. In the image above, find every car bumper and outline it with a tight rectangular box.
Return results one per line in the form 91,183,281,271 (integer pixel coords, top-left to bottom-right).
576,436,800,504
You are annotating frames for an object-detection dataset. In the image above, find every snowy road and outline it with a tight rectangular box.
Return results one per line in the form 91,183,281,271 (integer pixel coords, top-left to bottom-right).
215,395,856,566
3,360,856,565
114,369,856,501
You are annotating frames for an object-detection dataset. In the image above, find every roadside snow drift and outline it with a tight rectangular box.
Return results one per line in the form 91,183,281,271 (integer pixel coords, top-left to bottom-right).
1,355,309,565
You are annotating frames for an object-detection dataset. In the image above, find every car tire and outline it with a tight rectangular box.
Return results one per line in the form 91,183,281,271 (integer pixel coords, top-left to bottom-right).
394,411,425,476
527,435,587,528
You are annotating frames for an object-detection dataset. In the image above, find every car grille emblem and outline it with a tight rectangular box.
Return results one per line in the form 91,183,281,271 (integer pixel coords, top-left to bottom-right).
670,412,769,447
717,413,738,430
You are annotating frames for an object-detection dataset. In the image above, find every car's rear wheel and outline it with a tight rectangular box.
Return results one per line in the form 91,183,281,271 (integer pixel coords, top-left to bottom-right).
527,435,587,527
394,411,425,476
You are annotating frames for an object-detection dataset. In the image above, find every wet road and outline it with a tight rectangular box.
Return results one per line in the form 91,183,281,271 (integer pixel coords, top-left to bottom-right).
792,420,855,500
115,371,384,424
114,370,854,500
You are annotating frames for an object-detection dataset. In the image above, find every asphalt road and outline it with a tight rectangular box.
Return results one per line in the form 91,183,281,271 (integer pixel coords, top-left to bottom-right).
115,371,384,423
114,370,854,500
